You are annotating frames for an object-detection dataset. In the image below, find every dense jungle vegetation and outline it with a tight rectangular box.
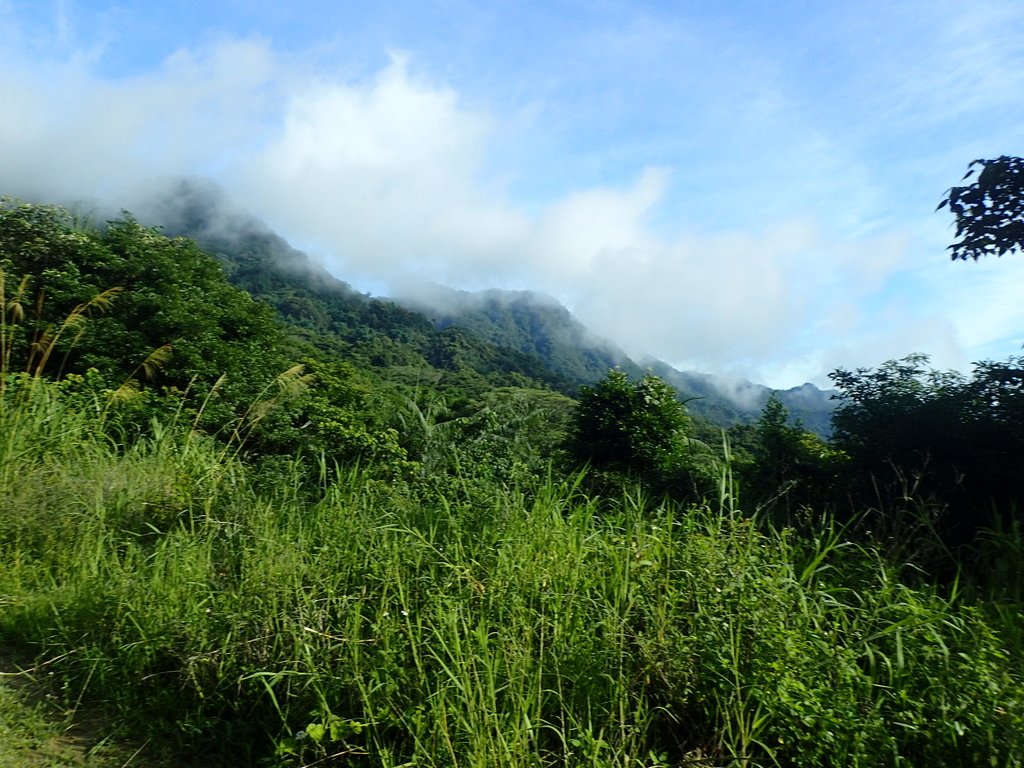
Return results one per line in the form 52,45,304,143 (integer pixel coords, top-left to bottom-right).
1,175,1023,767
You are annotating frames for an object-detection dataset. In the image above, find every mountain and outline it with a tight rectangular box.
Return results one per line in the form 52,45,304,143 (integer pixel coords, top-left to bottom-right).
396,286,835,434
396,285,645,383
142,178,576,398
142,178,835,433
649,366,835,436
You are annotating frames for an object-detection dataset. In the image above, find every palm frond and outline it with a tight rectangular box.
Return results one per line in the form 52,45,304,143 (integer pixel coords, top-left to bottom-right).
140,344,174,382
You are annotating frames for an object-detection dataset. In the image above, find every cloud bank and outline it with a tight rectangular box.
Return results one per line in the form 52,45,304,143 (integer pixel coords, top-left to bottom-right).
2,2,1023,388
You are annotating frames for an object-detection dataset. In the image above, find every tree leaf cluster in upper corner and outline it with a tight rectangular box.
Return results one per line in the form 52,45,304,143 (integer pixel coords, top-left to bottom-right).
939,155,1024,261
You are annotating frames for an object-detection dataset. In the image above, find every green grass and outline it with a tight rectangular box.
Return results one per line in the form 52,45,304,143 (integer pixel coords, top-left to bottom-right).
1,380,1022,766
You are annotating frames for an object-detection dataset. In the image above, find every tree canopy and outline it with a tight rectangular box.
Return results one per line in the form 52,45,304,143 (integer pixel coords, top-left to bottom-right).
565,369,718,496
0,200,288,404
0,200,417,478
829,354,1024,543
939,155,1024,261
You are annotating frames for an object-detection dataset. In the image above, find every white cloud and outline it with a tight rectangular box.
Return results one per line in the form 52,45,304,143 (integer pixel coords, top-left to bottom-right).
240,54,527,281
526,168,668,282
234,58,909,385
1,2,1022,389
0,35,280,201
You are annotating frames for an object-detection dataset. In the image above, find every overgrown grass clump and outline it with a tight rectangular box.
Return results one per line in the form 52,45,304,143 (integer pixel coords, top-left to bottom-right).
2,382,1022,766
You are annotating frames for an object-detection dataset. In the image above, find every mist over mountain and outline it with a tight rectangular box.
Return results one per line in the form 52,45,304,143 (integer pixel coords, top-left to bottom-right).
650,367,834,436
396,286,641,383
135,177,835,431
396,287,835,434
136,177,349,289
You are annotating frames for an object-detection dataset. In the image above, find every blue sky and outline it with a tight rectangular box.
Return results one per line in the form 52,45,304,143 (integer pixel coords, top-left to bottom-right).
2,0,1023,387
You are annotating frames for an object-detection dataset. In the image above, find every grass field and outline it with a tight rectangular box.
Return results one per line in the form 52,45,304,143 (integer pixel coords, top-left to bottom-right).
2,380,1022,766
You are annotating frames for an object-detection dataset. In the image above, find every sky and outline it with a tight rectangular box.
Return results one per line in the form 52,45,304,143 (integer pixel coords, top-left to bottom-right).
1,0,1023,388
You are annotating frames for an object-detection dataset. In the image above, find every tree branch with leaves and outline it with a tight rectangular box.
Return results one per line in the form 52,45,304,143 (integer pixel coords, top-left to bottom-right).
938,155,1024,261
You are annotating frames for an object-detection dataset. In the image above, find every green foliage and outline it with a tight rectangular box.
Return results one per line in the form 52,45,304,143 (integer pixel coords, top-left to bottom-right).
166,199,577,400
274,711,369,764
939,155,1024,260
0,200,413,482
0,199,289,426
741,394,846,520
422,288,646,387
2,381,1023,766
481,386,575,466
569,369,687,474
567,369,717,497
382,385,573,506
829,354,1024,545
240,357,411,483
5,188,1024,767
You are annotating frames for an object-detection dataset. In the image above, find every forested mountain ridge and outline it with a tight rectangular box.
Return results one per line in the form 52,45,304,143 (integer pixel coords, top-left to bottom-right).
396,285,643,385
401,285,836,432
146,178,834,431
145,178,576,399
650,365,835,436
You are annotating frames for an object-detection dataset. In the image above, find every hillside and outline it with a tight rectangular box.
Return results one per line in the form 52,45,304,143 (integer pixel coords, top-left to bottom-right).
145,178,834,432
396,285,645,383
649,365,835,437
395,286,834,434
145,178,576,399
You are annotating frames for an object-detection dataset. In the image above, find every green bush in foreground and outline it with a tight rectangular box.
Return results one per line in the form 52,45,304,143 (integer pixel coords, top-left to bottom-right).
1,381,1022,766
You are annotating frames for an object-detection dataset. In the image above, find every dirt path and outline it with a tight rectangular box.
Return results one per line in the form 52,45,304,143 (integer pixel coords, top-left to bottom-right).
0,650,161,768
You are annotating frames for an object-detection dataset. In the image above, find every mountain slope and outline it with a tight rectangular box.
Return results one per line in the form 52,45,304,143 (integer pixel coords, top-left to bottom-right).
144,178,835,432
397,285,645,383
144,179,576,398
398,285,835,433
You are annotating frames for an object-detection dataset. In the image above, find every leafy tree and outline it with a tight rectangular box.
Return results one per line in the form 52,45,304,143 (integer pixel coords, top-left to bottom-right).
0,201,428,485
748,394,810,505
0,200,289,415
446,386,575,487
756,395,804,474
242,357,410,482
829,354,1024,545
939,155,1024,261
829,354,964,465
481,386,575,466
741,394,844,520
566,369,714,496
